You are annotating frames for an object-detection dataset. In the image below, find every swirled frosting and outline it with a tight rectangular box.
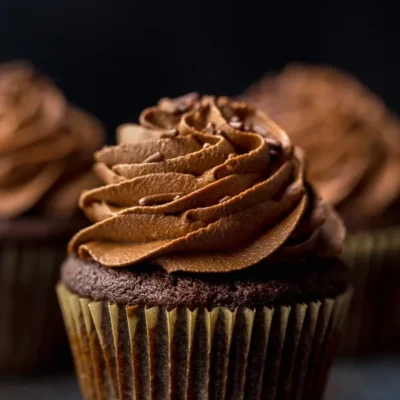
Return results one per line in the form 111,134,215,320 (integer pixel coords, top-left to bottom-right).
69,93,345,273
241,64,400,229
0,61,104,218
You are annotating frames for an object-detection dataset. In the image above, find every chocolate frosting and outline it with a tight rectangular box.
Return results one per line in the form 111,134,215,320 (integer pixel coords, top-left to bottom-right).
241,64,400,229
0,61,105,218
69,94,345,273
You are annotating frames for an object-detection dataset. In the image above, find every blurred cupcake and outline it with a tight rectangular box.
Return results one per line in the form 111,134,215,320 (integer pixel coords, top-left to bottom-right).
58,94,351,399
0,61,104,373
241,63,400,355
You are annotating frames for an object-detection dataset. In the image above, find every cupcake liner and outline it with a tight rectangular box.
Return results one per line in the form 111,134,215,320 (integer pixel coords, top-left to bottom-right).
57,283,352,400
0,241,67,373
341,227,400,356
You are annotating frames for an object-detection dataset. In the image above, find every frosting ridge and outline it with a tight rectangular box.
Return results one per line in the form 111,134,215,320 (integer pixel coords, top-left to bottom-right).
241,64,400,228
70,94,344,273
0,61,105,218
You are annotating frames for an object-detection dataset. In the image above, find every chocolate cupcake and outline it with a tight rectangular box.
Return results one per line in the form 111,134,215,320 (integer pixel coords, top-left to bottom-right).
241,63,400,355
0,61,104,373
57,94,351,399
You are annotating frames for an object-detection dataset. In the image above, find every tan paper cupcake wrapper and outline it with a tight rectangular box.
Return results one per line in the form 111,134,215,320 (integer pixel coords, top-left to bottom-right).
0,241,66,373
341,228,400,355
57,283,352,400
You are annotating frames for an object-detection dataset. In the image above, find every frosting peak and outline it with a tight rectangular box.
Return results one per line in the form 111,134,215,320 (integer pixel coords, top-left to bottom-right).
0,61,105,218
69,94,344,273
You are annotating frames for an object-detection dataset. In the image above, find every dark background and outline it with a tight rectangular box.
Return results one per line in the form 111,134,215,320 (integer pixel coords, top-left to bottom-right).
0,0,395,141
1,4,400,399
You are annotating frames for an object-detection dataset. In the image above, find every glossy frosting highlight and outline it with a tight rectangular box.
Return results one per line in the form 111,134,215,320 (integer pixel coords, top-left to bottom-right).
0,61,104,218
241,64,400,228
69,94,345,273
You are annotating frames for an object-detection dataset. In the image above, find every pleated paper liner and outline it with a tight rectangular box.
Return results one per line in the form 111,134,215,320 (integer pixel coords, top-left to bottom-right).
57,283,352,400
340,227,400,356
0,241,68,374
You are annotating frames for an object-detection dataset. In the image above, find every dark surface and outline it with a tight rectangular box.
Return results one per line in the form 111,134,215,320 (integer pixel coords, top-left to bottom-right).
325,357,400,400
1,358,399,400
62,255,349,309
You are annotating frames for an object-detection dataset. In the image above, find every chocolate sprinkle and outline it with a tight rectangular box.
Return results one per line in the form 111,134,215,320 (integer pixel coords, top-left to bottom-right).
160,128,178,138
219,195,231,203
229,121,243,129
264,136,281,148
142,152,165,163
205,122,215,134
139,192,183,206
253,123,268,136
177,103,190,112
270,148,281,156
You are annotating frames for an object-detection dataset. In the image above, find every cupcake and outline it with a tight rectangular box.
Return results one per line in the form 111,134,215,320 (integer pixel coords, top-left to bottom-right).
57,94,351,399
241,63,400,355
0,61,104,373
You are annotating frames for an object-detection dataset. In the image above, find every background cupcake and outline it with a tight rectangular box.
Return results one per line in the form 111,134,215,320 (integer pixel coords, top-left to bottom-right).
241,63,400,355
0,61,104,373
58,94,351,399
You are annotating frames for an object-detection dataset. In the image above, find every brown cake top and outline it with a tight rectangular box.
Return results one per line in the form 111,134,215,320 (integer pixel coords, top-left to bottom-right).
242,64,400,229
69,93,345,273
62,255,349,308
0,61,105,218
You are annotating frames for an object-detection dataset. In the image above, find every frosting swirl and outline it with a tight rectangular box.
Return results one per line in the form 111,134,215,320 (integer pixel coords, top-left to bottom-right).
69,94,344,273
241,64,400,229
0,61,105,218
